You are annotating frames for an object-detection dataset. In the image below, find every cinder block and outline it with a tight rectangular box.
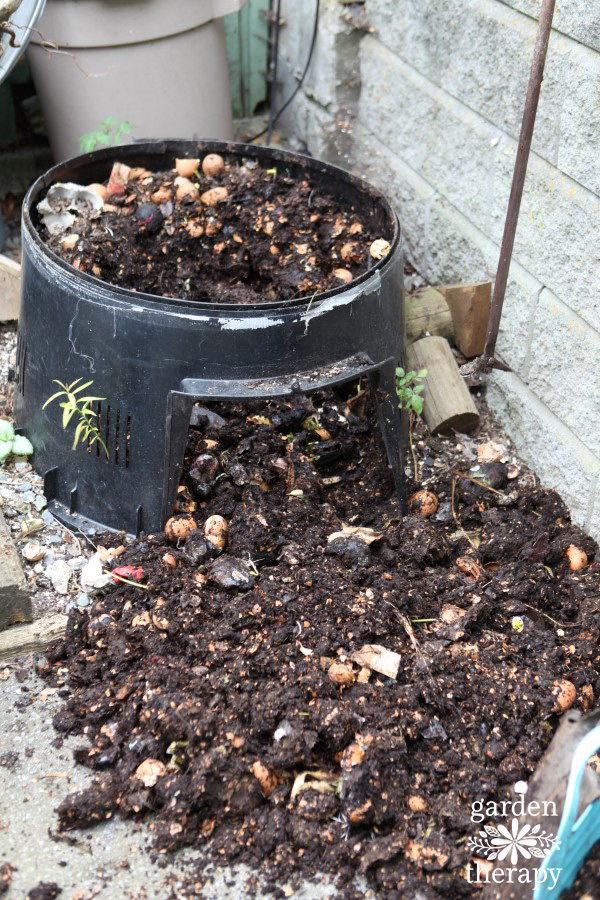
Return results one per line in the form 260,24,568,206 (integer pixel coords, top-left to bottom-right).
358,37,500,234
487,372,600,536
350,128,435,274
526,289,600,454
501,0,600,54
279,0,350,111
423,190,542,373
367,0,599,194
589,479,600,544
490,147,599,330
556,46,600,196
348,126,542,374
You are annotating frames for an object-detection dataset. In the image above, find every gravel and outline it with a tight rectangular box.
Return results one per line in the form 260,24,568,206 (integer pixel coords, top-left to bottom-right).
0,323,95,618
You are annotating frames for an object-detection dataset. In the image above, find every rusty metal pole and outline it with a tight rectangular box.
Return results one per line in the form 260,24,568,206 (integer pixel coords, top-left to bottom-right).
464,0,556,378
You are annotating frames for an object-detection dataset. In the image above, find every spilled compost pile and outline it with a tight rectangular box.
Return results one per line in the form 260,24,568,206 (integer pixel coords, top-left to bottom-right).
41,388,599,897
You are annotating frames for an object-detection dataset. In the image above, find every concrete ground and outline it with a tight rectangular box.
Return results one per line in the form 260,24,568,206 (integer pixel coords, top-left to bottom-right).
0,662,348,899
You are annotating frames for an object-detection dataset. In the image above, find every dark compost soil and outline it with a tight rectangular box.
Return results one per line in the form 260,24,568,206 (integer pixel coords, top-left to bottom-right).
42,387,599,898
39,156,387,305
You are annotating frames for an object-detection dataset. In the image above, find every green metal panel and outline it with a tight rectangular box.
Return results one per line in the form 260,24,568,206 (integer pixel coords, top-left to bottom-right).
225,0,269,119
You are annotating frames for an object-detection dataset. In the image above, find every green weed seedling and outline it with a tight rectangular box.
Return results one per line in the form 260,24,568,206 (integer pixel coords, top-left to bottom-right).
79,116,131,153
395,367,427,415
43,378,108,458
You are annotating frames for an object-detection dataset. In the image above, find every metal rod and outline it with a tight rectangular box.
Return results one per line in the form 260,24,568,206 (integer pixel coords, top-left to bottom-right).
266,0,282,145
482,0,556,362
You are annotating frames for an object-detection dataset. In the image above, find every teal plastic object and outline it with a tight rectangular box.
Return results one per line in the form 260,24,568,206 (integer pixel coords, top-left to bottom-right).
534,722,600,898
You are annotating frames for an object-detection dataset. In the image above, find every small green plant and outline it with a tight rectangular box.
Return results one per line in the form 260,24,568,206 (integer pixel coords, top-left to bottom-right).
43,378,108,458
395,367,427,415
79,116,131,153
0,420,34,464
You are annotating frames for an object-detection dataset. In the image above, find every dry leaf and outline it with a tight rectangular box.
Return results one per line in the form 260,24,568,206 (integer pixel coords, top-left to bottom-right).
327,525,382,545
350,644,400,680
477,441,506,463
290,770,339,801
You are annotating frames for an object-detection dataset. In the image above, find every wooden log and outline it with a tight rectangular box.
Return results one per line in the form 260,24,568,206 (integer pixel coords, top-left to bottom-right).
0,254,21,322
404,287,454,343
406,336,480,434
438,281,491,357
0,613,67,662
0,508,32,631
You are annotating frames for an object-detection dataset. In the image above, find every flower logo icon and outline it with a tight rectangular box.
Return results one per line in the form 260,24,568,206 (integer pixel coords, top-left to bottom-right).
468,818,560,863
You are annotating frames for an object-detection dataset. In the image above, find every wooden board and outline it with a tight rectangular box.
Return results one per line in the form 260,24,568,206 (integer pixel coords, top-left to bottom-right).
406,335,479,434
0,508,31,630
0,613,67,662
0,254,21,322
438,281,491,357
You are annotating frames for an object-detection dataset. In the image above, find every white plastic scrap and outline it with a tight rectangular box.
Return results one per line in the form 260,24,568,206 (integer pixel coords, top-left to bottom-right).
80,551,112,592
37,183,104,235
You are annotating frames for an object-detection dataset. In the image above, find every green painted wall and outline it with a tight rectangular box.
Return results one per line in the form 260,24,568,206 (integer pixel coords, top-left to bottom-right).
225,0,270,119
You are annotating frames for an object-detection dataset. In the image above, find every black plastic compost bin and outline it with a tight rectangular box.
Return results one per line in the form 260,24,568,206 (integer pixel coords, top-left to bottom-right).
14,140,406,536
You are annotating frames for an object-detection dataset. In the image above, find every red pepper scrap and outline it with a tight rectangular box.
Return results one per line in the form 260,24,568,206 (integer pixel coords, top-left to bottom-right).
112,566,145,583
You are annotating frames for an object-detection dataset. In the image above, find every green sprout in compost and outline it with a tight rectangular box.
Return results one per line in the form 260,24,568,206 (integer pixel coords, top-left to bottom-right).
43,378,108,459
395,366,427,415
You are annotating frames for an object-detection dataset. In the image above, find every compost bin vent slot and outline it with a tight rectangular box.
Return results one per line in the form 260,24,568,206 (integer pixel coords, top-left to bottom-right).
85,401,131,467
16,332,26,396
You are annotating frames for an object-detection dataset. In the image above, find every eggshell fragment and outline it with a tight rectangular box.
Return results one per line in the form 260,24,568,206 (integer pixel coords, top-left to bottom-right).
408,490,438,517
551,679,576,714
129,167,153,182
340,242,358,263
408,795,427,813
165,514,197,543
328,661,355,686
369,238,391,260
333,268,353,283
175,157,200,178
151,186,172,204
200,186,229,206
250,761,277,797
135,758,167,787
456,557,482,580
204,514,228,551
566,544,587,572
186,221,204,238
60,234,79,250
202,153,225,176
86,182,108,202
174,177,199,202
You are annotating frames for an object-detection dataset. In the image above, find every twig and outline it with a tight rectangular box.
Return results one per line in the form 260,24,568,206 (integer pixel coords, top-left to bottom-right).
451,475,478,550
13,25,108,78
409,410,418,481
453,470,506,497
520,603,585,629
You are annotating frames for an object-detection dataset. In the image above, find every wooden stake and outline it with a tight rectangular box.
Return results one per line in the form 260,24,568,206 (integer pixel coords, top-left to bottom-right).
407,336,479,434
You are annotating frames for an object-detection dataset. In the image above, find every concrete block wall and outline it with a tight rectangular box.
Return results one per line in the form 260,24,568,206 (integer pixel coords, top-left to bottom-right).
275,0,600,540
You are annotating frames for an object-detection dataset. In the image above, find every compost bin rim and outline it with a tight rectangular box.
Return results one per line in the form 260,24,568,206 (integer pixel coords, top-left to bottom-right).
22,139,401,315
